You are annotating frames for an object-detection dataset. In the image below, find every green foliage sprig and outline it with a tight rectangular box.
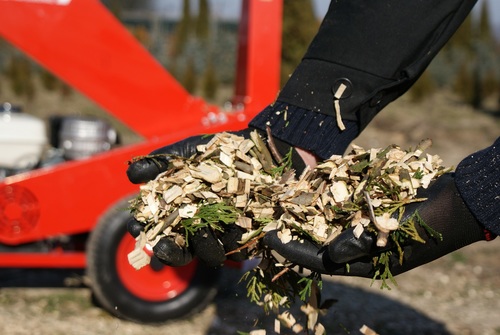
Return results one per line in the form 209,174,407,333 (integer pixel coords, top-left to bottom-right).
128,131,451,333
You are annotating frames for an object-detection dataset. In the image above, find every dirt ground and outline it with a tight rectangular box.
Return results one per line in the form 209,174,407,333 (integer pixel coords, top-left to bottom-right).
0,240,499,335
0,89,499,335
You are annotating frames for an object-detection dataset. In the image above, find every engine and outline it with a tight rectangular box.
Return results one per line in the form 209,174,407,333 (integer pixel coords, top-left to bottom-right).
0,102,118,179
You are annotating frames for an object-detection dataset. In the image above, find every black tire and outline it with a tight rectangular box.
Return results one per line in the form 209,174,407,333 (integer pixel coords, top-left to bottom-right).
86,196,220,324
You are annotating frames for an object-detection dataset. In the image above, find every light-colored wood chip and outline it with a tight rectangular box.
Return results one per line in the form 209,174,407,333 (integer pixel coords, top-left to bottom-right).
128,130,450,335
360,325,379,335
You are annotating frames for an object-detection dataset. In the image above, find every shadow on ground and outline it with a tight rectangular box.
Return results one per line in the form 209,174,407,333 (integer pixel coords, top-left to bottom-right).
0,268,85,288
0,267,451,335
209,267,450,335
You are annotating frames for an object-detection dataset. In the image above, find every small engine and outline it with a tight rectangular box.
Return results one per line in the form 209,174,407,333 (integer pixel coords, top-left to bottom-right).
0,102,118,179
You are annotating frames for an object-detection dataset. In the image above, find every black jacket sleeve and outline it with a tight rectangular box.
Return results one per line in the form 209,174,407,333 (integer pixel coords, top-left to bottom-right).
278,0,478,131
455,137,500,236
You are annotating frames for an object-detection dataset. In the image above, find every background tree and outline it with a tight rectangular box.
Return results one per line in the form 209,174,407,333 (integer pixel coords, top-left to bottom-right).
474,1,499,101
104,0,123,20
202,58,218,100
478,1,494,43
280,0,319,85
39,69,58,92
447,12,474,53
102,0,154,20
454,61,474,104
196,0,210,42
408,70,437,102
170,0,192,58
427,1,499,109
196,0,216,100
6,55,35,100
132,25,151,50
183,57,197,94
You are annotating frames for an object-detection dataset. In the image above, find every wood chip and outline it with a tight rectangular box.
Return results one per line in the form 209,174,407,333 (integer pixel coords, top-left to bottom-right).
360,325,379,335
128,130,450,334
130,132,448,253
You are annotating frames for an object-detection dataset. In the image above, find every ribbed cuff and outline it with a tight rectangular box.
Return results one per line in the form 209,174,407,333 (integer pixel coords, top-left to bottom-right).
455,137,500,236
249,101,359,160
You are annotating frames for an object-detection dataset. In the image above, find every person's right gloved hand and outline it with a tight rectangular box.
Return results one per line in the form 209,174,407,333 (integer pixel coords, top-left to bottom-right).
263,173,496,278
126,128,307,268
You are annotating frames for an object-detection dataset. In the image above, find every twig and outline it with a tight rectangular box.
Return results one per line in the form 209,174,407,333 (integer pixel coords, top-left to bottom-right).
266,126,283,163
272,266,290,282
225,232,266,256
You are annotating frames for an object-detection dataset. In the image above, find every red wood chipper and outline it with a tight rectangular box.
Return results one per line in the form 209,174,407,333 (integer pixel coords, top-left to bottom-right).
0,0,283,323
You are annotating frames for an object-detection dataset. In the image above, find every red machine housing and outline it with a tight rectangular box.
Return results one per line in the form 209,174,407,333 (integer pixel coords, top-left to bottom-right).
0,0,282,262
0,0,283,323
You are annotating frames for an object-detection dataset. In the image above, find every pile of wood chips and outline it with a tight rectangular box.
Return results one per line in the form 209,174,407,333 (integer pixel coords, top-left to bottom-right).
128,130,449,334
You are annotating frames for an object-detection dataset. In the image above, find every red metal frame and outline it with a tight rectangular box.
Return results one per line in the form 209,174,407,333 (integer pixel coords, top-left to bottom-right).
233,0,283,111
0,0,283,268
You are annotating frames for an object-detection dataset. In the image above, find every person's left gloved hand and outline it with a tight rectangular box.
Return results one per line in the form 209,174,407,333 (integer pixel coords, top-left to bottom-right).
126,128,306,268
263,173,496,278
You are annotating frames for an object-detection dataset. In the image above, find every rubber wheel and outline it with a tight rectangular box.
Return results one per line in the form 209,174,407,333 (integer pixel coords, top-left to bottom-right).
86,197,220,323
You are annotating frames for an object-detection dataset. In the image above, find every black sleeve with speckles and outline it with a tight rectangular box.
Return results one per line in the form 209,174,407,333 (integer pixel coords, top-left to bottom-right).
455,138,500,236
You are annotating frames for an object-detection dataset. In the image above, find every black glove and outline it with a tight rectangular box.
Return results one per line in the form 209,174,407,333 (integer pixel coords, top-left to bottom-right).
127,128,306,268
127,217,248,267
263,173,495,278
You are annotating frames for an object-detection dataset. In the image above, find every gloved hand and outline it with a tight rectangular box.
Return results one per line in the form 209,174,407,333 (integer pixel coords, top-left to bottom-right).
263,173,495,278
126,128,306,268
